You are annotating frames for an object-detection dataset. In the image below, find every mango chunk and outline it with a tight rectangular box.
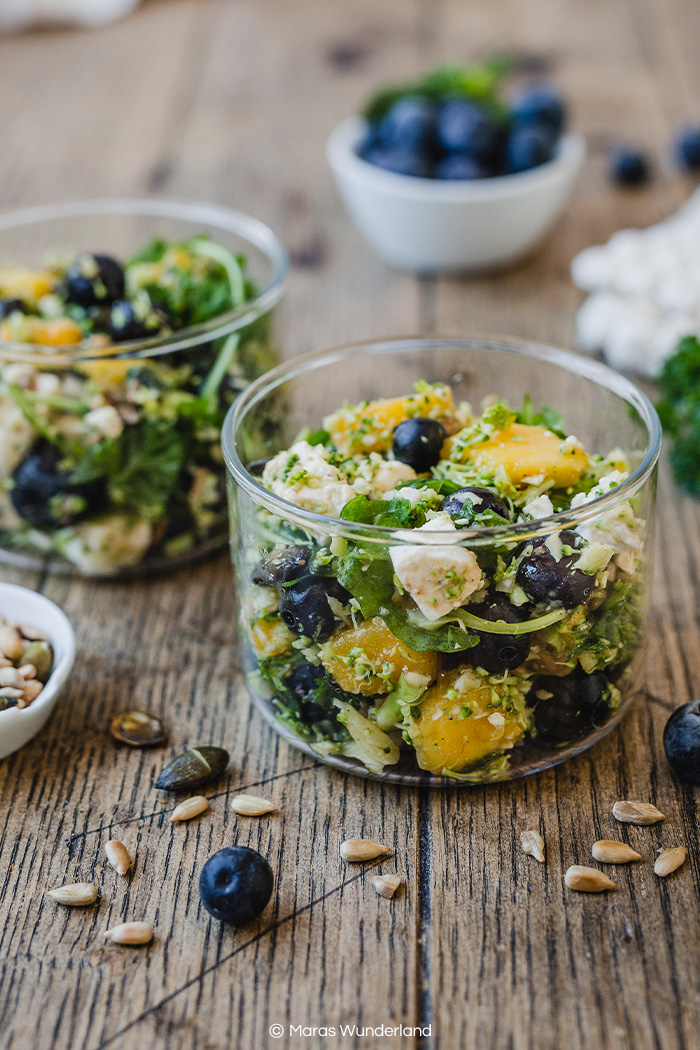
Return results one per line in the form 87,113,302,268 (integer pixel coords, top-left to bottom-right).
407,667,525,774
0,266,57,303
324,383,455,455
470,423,587,487
320,616,437,695
250,616,296,658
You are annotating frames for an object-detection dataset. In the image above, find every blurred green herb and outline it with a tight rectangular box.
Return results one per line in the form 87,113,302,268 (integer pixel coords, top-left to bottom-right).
363,56,511,124
656,334,700,496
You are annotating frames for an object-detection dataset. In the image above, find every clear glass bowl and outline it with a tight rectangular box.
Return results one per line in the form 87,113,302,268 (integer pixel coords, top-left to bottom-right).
0,199,288,576
223,337,660,786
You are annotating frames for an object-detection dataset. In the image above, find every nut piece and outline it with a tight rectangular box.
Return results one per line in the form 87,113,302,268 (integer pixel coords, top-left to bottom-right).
170,795,210,822
104,921,153,945
372,874,403,899
612,801,665,825
520,830,545,863
592,840,643,864
47,882,99,906
0,626,24,661
564,865,617,893
654,846,687,877
105,840,132,876
230,794,276,817
340,839,392,863
21,680,43,705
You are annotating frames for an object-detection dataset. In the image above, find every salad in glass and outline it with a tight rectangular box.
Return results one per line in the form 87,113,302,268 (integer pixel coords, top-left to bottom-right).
0,200,286,576
225,339,659,784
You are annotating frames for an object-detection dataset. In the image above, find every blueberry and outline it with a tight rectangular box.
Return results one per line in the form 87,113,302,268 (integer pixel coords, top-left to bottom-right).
360,144,433,179
467,599,531,673
11,440,104,528
674,126,700,172
511,85,566,137
436,99,503,163
663,701,700,784
440,486,511,524
279,576,350,642
530,669,609,744
251,545,312,589
288,662,330,724
0,298,28,319
609,147,651,186
392,418,447,473
199,846,274,926
65,253,125,308
247,457,271,478
515,530,592,608
108,299,163,342
434,155,490,180
505,126,556,174
376,96,437,152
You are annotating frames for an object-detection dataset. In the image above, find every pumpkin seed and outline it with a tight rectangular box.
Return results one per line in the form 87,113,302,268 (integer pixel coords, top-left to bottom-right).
104,921,153,945
154,746,229,792
47,882,99,906
19,641,53,683
110,710,166,748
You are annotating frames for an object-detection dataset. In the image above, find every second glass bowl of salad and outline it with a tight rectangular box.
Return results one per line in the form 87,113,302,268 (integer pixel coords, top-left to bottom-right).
224,337,660,786
0,199,287,576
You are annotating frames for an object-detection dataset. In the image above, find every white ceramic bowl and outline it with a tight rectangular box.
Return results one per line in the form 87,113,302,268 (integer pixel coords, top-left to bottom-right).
0,583,76,759
326,116,586,273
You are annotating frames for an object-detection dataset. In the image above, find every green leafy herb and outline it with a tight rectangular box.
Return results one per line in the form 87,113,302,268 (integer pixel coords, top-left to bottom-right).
515,394,565,438
363,57,511,123
381,604,479,653
340,494,414,528
335,546,395,619
656,335,700,496
396,478,461,495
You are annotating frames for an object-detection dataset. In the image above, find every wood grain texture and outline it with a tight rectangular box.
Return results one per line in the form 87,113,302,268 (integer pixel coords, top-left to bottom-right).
1,0,699,1048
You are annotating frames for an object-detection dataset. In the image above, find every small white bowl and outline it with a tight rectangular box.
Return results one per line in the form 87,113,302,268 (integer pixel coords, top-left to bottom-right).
326,116,586,273
0,583,76,760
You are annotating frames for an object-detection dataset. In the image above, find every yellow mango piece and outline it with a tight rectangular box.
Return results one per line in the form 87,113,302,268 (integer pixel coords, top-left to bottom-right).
79,358,134,386
471,423,587,487
250,616,296,658
0,315,83,347
324,383,455,455
320,616,437,695
407,668,524,774
0,266,57,303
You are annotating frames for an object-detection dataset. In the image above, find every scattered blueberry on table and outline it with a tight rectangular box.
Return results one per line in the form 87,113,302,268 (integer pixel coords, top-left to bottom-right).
199,846,274,925
663,701,700,784
608,146,652,187
674,126,700,173
356,61,567,181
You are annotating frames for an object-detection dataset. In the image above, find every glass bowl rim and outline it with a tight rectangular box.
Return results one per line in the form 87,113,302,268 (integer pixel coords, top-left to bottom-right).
0,197,289,363
222,335,662,544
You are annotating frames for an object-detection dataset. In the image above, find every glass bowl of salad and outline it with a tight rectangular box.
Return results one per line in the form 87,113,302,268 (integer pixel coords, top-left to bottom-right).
223,337,660,785
0,199,287,576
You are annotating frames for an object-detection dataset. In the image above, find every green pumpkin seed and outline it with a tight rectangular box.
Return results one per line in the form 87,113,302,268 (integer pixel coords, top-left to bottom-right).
154,746,229,792
110,710,166,748
20,642,54,684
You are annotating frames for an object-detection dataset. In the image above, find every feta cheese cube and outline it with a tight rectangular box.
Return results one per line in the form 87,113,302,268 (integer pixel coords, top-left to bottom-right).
390,516,483,621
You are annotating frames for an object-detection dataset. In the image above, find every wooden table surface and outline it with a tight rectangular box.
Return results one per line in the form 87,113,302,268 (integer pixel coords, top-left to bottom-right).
2,1,700,1048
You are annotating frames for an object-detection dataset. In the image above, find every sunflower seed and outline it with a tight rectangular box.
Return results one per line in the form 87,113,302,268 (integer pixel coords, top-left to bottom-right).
520,830,545,863
154,746,229,792
110,710,166,748
170,795,210,822
564,865,617,892
592,840,643,864
105,840,132,876
230,794,276,816
18,623,48,641
47,882,99,906
372,874,403,899
0,626,24,661
104,921,153,945
654,846,687,877
340,839,392,863
612,801,665,825
17,664,36,680
0,667,21,688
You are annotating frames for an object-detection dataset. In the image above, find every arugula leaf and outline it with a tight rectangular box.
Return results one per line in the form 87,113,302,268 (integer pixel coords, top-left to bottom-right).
656,335,700,495
335,545,395,619
381,604,479,653
515,394,565,437
340,494,413,528
72,419,184,521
